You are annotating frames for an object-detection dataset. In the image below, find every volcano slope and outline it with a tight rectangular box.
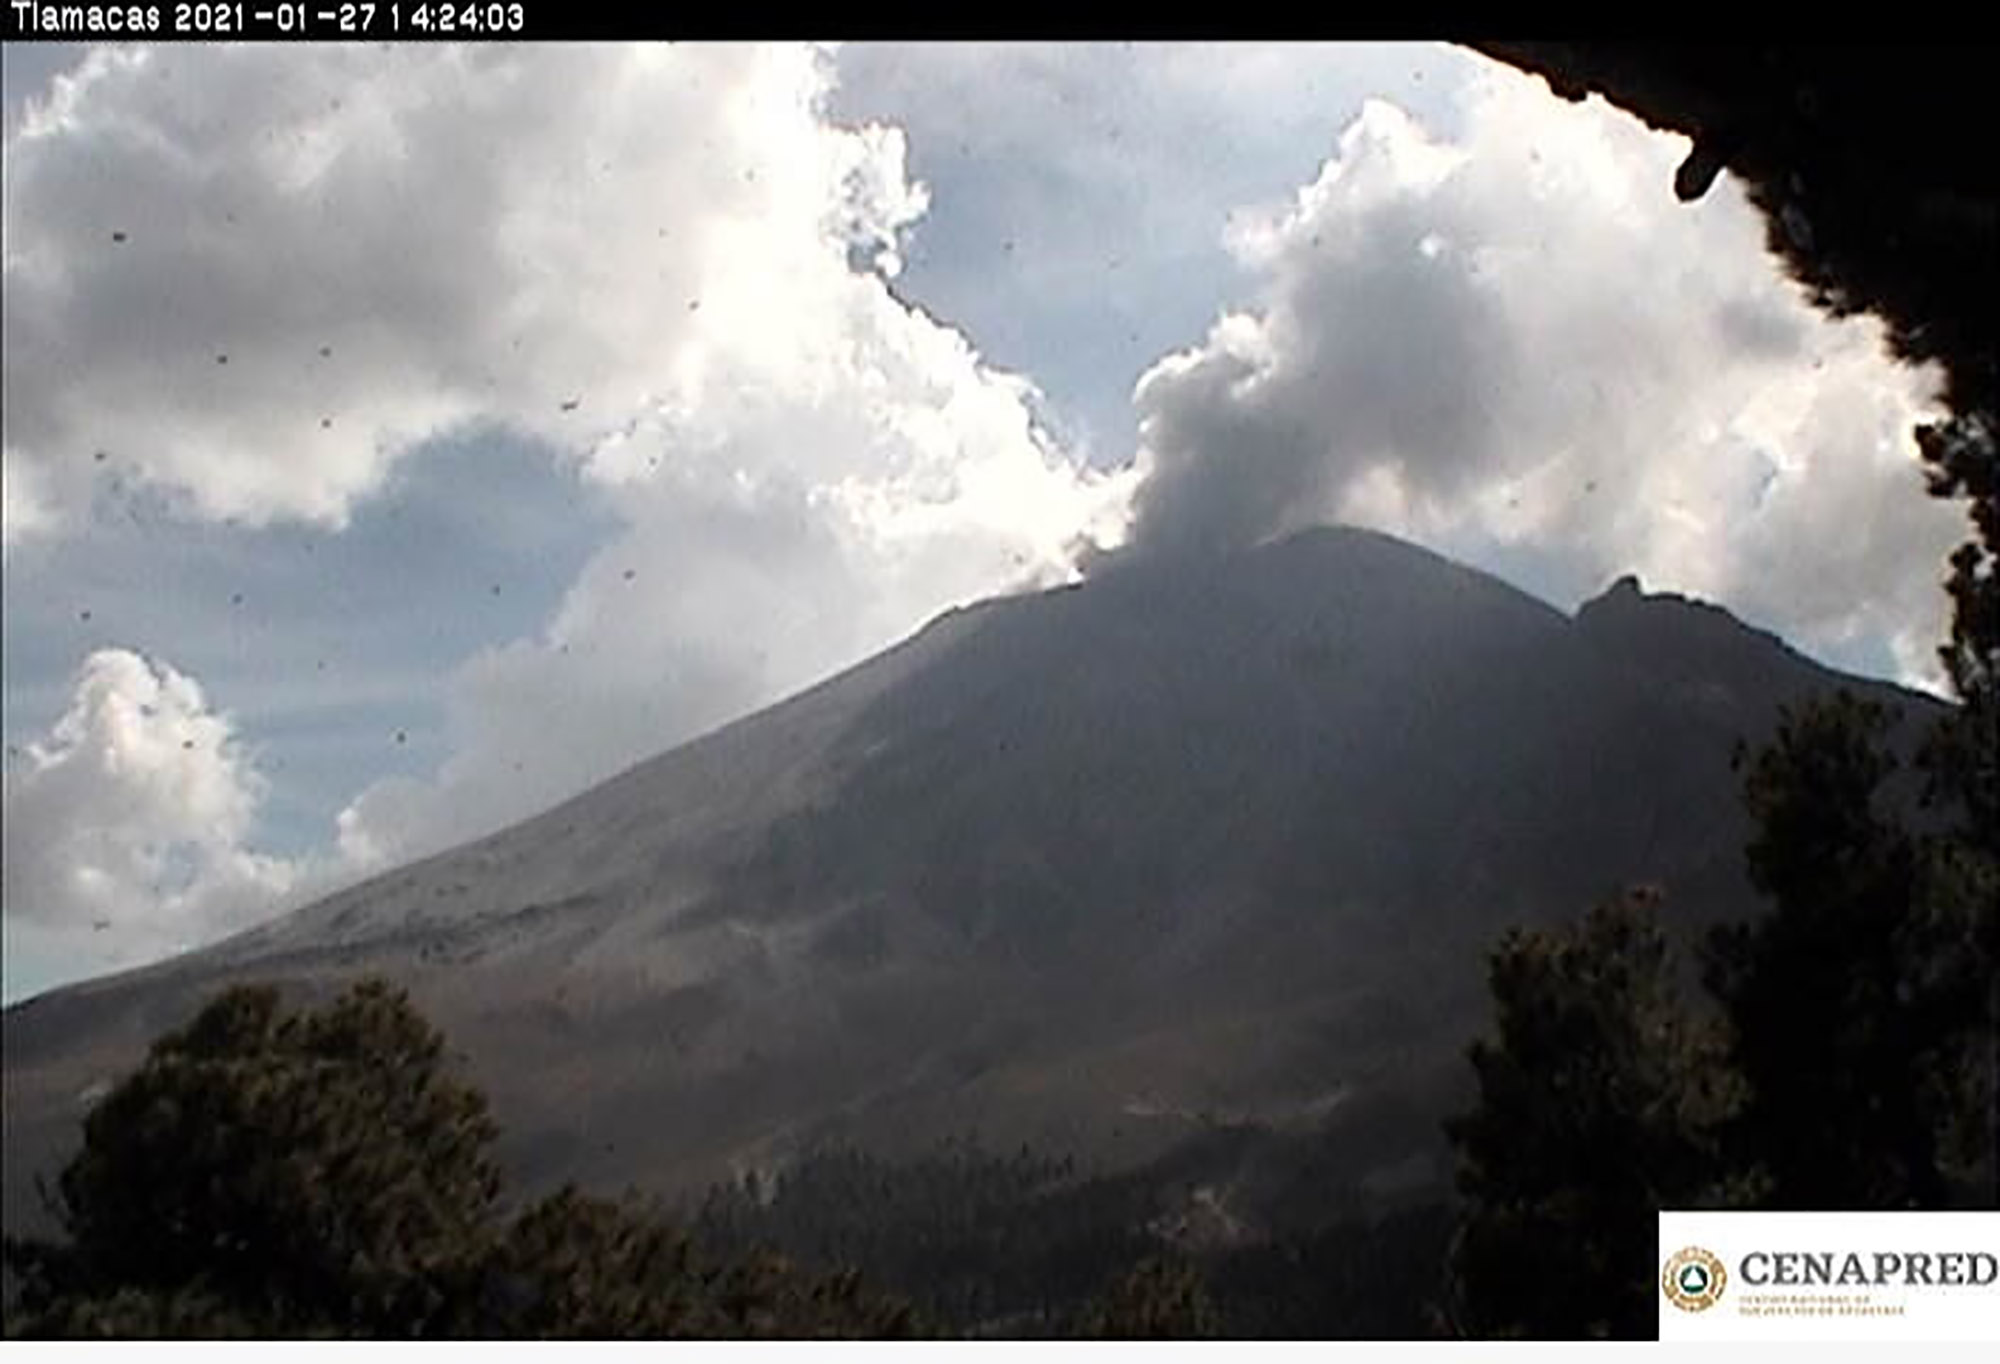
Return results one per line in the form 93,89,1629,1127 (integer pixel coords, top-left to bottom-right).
0,526,1943,1235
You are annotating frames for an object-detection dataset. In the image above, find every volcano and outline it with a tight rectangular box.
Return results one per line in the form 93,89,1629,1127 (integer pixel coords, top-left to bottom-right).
0,526,1942,1234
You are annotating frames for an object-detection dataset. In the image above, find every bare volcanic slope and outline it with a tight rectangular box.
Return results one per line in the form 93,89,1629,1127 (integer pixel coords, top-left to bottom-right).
0,527,1942,1232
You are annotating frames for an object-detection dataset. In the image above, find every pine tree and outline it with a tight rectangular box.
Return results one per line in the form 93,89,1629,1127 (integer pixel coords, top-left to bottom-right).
1445,893,1738,1338
1914,411,1999,1206
1703,694,1969,1208
3,978,919,1340
6,979,500,1336
1073,1255,1220,1339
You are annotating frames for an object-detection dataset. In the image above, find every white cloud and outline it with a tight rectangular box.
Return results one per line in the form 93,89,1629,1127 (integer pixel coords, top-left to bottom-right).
0,45,1082,540
6,40,1968,996
826,42,1482,466
1,649,308,992
336,255,1137,866
1123,61,1962,688
5,42,1134,870
0,445,59,552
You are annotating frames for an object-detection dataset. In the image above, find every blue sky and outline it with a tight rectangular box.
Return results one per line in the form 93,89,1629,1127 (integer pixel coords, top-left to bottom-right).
0,42,1962,1001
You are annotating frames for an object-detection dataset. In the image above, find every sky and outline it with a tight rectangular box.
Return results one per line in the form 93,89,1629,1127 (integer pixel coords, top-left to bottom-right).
0,41,1967,1003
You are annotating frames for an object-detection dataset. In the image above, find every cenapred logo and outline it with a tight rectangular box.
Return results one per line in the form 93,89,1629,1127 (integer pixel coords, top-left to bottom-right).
1662,1245,1729,1313
1660,1210,2000,1340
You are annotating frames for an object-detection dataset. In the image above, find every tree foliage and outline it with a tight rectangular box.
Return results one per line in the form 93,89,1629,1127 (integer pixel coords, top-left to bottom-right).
1072,1255,1220,1339
1704,694,1976,1208
6,979,499,1336
2,979,916,1340
694,1140,1167,1332
1447,692,1994,1335
1444,893,1737,1338
1915,410,2000,1207
5,982,1466,1341
695,1138,1450,1338
470,1185,916,1339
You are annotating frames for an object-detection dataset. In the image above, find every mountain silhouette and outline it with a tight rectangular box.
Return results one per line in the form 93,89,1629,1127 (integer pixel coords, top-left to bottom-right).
0,526,1943,1234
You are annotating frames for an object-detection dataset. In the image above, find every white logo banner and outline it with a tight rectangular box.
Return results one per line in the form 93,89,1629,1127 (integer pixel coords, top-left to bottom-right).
1658,1210,1999,1340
